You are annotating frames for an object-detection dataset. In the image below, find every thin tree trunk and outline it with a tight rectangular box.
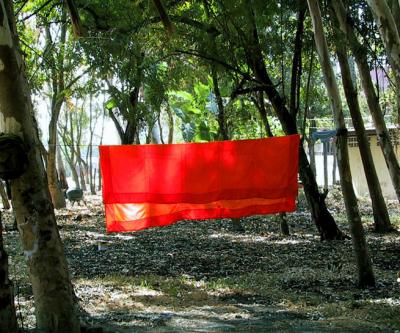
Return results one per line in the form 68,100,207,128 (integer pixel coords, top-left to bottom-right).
0,212,18,333
244,0,345,240
323,141,328,191
366,0,400,83
308,0,375,288
0,181,10,210
211,66,229,140
57,145,68,190
253,91,274,137
332,139,337,185
0,0,80,330
98,111,105,192
45,16,67,210
279,212,290,236
308,119,317,176
332,0,400,203
336,43,392,232
158,113,165,144
166,104,174,144
308,138,317,176
289,6,306,118
70,165,80,189
367,0,400,124
97,157,102,192
78,164,86,191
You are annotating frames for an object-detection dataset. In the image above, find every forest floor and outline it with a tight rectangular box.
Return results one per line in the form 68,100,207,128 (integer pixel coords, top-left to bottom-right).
2,188,400,333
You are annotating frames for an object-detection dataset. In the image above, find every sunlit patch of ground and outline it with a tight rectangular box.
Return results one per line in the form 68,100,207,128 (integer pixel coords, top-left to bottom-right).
2,190,400,332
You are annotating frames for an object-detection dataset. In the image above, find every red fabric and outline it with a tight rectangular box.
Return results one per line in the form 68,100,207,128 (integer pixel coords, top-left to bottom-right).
100,134,300,232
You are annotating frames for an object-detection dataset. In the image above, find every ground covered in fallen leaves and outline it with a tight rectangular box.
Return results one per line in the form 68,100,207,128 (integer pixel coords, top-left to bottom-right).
2,189,400,332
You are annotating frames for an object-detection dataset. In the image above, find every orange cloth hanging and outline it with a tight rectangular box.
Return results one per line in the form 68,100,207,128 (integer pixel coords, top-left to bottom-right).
100,134,300,232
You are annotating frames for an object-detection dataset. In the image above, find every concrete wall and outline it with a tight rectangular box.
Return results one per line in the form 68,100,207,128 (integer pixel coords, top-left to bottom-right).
347,135,400,200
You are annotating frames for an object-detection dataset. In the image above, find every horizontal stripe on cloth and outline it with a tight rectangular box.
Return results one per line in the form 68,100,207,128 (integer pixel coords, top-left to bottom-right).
104,197,296,232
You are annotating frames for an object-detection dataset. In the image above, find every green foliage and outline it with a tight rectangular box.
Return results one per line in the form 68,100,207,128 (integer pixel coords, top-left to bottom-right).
168,80,219,143
17,0,397,145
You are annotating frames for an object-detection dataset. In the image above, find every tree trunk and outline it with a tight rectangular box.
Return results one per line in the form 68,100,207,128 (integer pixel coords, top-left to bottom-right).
367,0,400,124
279,212,290,236
166,105,174,144
0,212,18,333
97,156,102,192
244,0,344,240
70,165,80,189
366,0,400,82
332,139,337,185
332,0,400,203
323,141,328,191
289,6,306,118
0,0,80,330
308,0,375,288
46,17,67,210
0,181,10,210
78,164,86,191
336,43,392,232
48,150,67,208
308,119,317,176
308,138,317,176
57,145,68,190
254,91,274,137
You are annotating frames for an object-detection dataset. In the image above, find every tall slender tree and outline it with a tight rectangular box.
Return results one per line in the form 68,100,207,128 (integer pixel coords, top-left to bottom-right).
335,41,392,232
243,0,345,240
307,0,375,287
331,0,400,203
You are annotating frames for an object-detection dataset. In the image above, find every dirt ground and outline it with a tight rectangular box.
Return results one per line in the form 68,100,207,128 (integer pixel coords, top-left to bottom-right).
2,189,400,332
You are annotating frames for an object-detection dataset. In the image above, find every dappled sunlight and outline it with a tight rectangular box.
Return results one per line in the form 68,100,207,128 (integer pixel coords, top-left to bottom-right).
208,232,312,245
367,297,400,306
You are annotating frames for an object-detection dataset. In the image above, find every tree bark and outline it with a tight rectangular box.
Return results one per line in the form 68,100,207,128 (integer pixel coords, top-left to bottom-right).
254,92,274,138
0,212,18,333
336,43,392,232
45,16,67,209
244,0,345,240
366,0,400,82
0,0,80,330
166,104,174,144
308,138,317,176
0,181,10,210
57,145,68,190
308,0,375,287
323,141,329,191
332,139,337,185
367,0,400,124
332,0,400,203
289,6,306,118
211,65,229,140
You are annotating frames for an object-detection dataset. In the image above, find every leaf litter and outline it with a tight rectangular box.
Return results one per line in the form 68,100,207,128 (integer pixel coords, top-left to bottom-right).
2,189,400,332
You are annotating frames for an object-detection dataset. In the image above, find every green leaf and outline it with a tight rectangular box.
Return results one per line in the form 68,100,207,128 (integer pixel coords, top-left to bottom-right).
206,92,218,115
105,98,118,110
181,122,195,142
187,106,202,115
169,90,194,102
172,107,187,121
